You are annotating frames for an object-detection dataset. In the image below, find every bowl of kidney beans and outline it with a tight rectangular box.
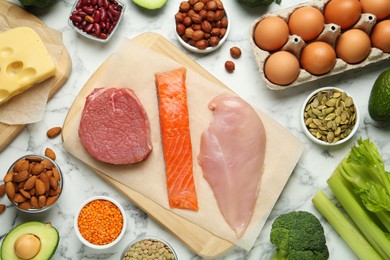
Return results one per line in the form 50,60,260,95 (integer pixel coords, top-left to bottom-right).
69,0,125,43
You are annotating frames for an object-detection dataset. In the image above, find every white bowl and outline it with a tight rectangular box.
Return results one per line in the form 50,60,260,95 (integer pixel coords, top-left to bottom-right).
68,0,125,43
74,196,126,249
121,236,177,259
174,5,230,54
300,87,359,146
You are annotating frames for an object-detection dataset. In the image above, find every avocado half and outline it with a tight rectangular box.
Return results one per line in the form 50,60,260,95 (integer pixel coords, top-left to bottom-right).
1,221,59,260
132,0,167,9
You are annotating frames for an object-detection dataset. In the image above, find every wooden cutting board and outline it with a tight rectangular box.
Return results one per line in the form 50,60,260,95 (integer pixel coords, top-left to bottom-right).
0,1,72,152
62,32,234,258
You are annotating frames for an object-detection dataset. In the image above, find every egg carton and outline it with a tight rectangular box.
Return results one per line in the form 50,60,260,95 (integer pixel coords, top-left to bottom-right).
249,0,390,90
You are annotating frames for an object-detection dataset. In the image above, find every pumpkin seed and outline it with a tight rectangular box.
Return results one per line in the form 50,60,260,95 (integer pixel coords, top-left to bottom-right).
303,88,357,144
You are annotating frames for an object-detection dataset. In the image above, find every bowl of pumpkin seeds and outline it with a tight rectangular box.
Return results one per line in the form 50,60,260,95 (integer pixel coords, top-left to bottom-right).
121,236,177,260
301,87,359,146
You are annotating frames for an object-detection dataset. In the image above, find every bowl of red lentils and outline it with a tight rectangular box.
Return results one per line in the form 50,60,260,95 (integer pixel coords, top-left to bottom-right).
74,196,126,249
121,236,177,260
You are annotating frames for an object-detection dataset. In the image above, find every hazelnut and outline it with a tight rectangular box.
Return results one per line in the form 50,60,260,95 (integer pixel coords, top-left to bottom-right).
183,16,192,27
230,46,242,59
220,28,227,37
201,20,212,33
199,9,207,19
225,61,235,73
210,28,221,36
196,39,209,50
192,30,205,41
221,17,228,28
179,1,191,12
193,2,205,12
192,23,202,31
185,27,195,38
209,36,220,46
175,12,186,23
190,12,202,24
189,0,199,5
205,0,217,11
176,24,186,35
215,0,224,9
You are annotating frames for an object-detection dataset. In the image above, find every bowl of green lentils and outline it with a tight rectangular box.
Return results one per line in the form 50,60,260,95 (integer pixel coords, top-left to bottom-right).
121,236,177,260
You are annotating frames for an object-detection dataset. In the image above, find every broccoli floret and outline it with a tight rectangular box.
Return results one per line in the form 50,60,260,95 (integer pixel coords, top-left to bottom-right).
270,211,329,260
18,0,57,8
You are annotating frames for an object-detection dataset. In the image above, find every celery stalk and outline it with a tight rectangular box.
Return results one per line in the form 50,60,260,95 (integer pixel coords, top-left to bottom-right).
312,190,381,260
328,169,390,259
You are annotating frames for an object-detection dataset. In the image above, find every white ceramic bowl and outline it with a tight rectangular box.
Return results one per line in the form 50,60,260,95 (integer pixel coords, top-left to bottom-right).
120,236,177,259
74,196,126,249
68,0,125,43
174,5,230,54
300,87,359,146
6,154,63,214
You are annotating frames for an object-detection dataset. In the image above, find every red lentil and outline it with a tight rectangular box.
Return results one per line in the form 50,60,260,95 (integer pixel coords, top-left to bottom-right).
78,199,123,245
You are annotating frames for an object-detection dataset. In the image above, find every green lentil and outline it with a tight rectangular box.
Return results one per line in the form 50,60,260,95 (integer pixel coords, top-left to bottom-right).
123,239,176,260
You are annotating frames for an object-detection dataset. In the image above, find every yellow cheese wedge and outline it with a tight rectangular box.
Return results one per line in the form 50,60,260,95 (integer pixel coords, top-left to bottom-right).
0,27,56,105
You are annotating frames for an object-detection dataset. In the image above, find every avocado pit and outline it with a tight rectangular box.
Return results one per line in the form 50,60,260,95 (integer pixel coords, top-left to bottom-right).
14,233,41,259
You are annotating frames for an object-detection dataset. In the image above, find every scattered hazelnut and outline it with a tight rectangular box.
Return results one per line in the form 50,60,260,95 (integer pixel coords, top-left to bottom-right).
230,46,242,59
225,61,235,73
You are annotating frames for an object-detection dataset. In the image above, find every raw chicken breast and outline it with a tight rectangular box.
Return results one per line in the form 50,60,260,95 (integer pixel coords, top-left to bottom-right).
198,94,266,238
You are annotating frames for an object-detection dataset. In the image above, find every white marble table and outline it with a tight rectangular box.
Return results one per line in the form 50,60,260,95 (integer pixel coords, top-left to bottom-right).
1,0,389,259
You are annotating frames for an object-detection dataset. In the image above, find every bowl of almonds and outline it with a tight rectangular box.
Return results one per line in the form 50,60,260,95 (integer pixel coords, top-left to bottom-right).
174,0,230,53
301,87,359,146
3,154,63,213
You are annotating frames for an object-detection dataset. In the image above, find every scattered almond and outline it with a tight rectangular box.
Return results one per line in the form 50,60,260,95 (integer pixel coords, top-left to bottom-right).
45,148,56,160
46,127,62,138
0,184,5,197
0,204,6,215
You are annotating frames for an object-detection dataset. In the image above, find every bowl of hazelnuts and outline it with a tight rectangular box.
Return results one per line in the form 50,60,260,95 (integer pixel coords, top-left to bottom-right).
174,0,230,53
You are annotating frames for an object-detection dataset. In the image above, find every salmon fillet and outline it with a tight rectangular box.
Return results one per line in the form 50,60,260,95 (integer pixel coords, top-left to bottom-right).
155,67,199,211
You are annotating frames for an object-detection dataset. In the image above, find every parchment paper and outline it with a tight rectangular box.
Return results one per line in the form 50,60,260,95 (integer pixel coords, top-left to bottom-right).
63,39,304,250
0,13,63,125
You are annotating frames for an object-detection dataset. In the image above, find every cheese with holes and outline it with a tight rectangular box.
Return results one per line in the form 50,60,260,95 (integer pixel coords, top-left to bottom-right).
0,27,56,105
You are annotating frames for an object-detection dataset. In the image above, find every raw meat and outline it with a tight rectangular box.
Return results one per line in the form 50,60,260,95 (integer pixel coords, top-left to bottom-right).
78,88,152,165
155,67,199,211
198,94,266,237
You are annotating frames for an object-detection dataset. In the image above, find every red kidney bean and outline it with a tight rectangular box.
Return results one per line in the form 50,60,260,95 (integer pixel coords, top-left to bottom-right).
102,0,109,8
108,5,119,17
70,14,83,23
84,23,94,33
93,10,101,23
97,0,103,7
82,6,94,14
100,7,107,21
91,0,97,5
105,19,111,30
93,23,101,37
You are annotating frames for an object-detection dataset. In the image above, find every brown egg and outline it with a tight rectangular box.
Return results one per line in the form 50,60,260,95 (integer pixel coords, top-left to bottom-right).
254,16,289,51
300,42,336,75
288,6,324,41
336,29,371,64
360,0,390,20
324,0,362,29
264,51,300,86
371,20,390,53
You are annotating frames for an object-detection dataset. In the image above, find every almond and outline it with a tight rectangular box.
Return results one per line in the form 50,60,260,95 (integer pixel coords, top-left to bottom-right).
24,175,37,190
0,184,5,197
13,170,29,183
13,193,26,203
52,168,61,182
26,156,43,163
3,171,14,183
0,204,5,214
20,189,31,199
18,201,32,210
30,188,36,196
39,173,50,192
45,148,56,160
35,179,46,196
41,160,53,170
49,176,58,190
5,182,15,199
39,195,47,208
31,163,45,175
46,127,62,138
50,187,61,196
46,195,58,207
30,196,40,209
13,159,29,173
